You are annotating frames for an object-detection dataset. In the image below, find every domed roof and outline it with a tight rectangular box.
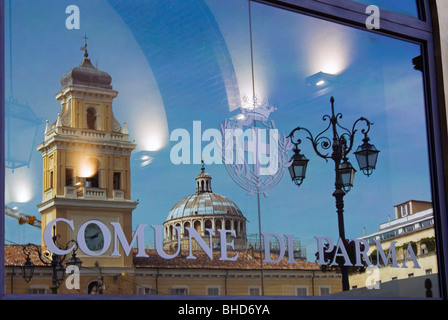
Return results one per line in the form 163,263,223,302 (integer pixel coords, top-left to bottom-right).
166,192,244,220
61,50,112,90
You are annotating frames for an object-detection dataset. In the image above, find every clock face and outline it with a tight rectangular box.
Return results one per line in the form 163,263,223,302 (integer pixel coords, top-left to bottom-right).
84,223,104,252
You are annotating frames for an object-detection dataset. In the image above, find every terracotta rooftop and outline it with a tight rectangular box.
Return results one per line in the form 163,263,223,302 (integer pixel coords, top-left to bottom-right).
134,249,320,270
4,244,320,271
4,244,47,267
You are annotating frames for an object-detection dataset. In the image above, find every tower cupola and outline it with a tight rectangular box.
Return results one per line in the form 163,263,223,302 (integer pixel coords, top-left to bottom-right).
195,160,212,193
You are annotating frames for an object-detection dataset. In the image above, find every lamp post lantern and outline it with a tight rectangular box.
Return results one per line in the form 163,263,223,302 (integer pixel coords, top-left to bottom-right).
287,97,379,291
21,227,82,294
21,247,35,283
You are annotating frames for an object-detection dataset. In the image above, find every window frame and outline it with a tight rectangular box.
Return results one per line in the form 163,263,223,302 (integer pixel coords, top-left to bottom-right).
1,0,447,300
206,285,221,296
295,285,309,296
254,0,448,301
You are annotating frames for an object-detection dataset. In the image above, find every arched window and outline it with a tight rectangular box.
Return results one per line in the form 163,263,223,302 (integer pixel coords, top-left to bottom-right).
87,107,97,130
88,280,104,294
175,223,181,240
169,225,173,240
194,220,201,233
184,221,191,237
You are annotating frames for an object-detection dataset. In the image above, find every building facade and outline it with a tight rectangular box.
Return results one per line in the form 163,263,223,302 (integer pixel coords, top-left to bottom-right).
349,200,438,293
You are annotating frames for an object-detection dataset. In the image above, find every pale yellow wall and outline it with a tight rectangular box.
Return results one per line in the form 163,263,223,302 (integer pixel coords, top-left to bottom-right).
5,268,342,296
349,228,437,289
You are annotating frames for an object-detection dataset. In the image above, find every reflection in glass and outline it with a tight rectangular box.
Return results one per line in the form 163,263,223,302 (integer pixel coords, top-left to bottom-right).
250,1,435,297
3,0,438,298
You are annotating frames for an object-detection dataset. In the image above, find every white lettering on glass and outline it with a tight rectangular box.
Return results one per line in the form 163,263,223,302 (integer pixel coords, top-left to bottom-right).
41,220,421,270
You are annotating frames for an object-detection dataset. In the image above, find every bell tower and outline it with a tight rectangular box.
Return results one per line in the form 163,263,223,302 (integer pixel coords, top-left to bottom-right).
36,42,137,268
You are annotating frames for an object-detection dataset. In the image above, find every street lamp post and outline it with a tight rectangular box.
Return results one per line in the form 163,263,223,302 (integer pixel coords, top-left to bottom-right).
287,97,379,291
21,227,82,294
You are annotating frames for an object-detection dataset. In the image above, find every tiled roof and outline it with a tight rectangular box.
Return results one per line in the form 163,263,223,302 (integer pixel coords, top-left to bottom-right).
4,244,47,267
4,244,320,271
134,249,320,271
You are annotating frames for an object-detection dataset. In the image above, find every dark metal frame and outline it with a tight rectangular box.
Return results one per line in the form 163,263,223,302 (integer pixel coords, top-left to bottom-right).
1,0,447,300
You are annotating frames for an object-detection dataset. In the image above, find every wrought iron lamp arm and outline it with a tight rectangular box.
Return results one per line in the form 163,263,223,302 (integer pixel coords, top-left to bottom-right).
28,231,79,266
342,116,374,157
26,243,54,267
287,125,332,160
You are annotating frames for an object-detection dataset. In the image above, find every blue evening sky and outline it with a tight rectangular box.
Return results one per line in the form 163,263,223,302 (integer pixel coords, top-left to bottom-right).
4,0,431,260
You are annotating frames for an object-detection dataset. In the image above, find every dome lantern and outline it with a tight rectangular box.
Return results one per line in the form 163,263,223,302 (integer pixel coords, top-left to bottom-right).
195,160,212,193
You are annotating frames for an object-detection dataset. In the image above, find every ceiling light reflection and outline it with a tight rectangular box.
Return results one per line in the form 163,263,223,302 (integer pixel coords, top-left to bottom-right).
134,151,155,168
5,167,34,203
78,157,98,178
304,23,354,76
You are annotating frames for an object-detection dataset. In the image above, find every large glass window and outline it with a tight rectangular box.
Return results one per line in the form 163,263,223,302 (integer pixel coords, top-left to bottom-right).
2,0,443,300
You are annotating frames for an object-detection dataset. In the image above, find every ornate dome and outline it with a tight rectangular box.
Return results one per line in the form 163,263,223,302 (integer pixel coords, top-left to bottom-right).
166,163,244,221
167,192,244,220
163,163,247,250
163,162,247,250
60,48,112,90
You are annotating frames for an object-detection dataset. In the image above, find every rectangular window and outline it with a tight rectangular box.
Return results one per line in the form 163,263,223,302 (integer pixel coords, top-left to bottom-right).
249,287,261,296
113,172,121,190
319,287,331,296
27,287,50,294
170,287,188,295
65,168,74,186
207,286,220,295
50,171,54,189
137,286,156,295
296,286,308,296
